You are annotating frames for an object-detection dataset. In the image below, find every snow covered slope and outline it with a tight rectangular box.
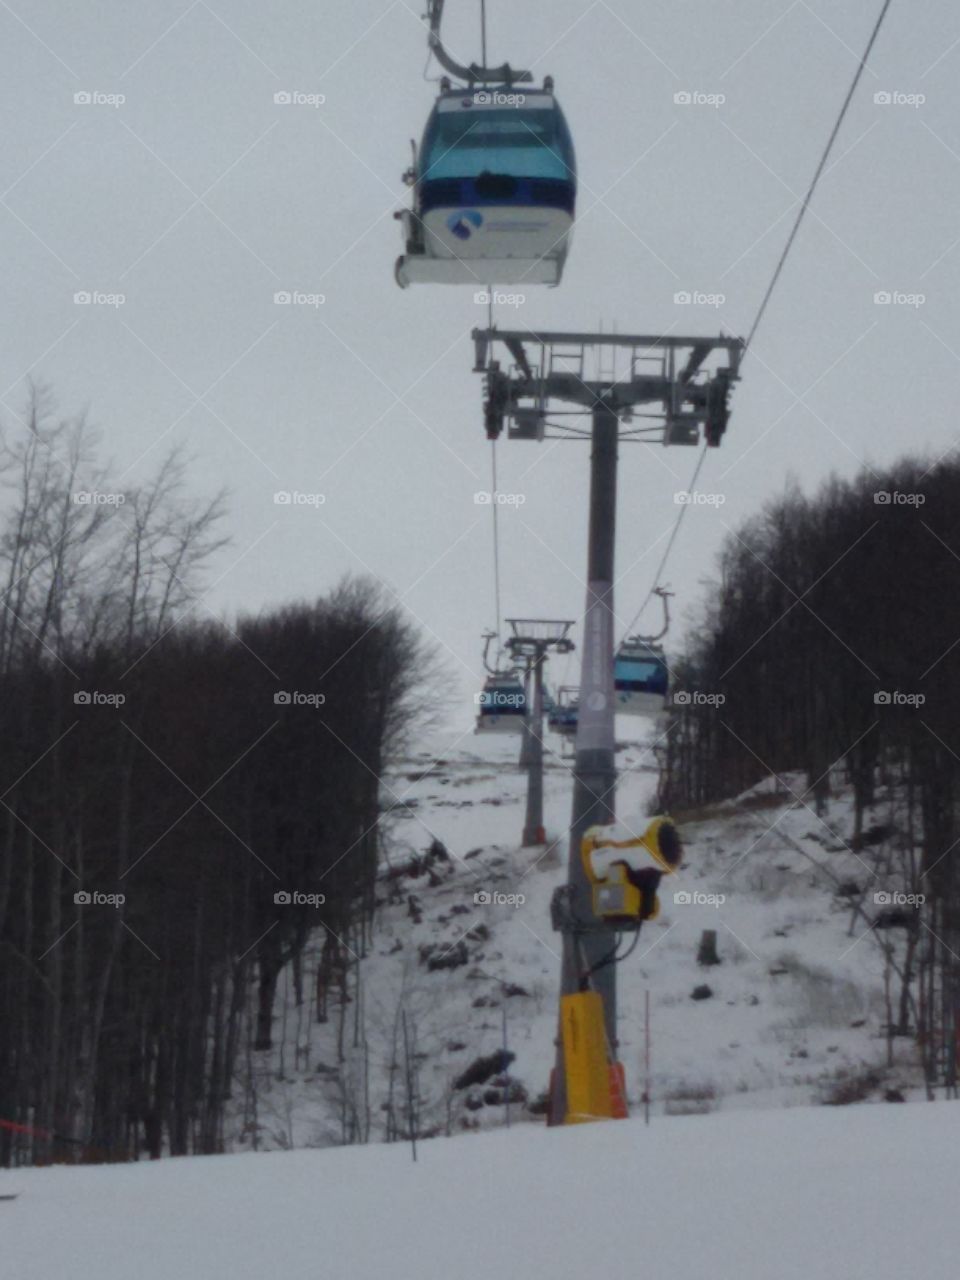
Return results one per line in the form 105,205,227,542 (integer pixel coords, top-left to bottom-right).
236,727,917,1151
3,1101,956,1280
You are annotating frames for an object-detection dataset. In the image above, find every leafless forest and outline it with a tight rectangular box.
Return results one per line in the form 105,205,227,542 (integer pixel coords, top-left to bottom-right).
661,455,960,1092
0,390,428,1163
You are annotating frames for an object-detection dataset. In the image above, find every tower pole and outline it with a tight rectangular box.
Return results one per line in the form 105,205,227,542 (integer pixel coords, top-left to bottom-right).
550,397,620,1124
521,646,547,846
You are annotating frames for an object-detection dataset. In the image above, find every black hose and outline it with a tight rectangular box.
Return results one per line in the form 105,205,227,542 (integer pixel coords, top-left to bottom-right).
579,927,643,988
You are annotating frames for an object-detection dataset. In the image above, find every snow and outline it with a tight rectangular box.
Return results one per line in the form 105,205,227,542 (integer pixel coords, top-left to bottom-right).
3,1100,957,1279
586,815,667,876
0,725,941,1276
237,725,911,1151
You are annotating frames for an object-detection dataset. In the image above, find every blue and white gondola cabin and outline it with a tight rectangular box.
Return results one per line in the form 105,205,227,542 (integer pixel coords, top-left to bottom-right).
547,687,579,737
614,641,669,715
475,674,527,733
396,83,576,287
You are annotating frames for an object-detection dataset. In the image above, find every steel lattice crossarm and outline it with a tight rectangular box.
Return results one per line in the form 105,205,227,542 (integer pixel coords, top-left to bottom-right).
505,618,576,658
471,328,745,447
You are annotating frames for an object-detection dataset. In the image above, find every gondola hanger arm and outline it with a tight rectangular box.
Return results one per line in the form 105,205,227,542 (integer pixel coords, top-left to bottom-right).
425,0,534,85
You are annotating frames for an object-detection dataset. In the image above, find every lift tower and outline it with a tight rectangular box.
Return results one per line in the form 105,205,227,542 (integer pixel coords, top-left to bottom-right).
505,619,575,846
472,328,744,1124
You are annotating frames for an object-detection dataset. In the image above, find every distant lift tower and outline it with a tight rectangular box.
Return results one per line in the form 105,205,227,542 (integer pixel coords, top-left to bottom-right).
505,618,575,846
472,328,744,1125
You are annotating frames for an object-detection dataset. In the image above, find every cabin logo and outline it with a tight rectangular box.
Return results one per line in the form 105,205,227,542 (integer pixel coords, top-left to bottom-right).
447,209,483,241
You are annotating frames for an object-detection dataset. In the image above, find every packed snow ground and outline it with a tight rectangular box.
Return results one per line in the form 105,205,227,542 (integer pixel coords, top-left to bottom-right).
237,723,918,1151
4,1101,955,1280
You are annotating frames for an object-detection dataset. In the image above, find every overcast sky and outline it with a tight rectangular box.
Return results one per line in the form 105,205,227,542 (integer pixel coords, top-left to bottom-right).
2,0,956,732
